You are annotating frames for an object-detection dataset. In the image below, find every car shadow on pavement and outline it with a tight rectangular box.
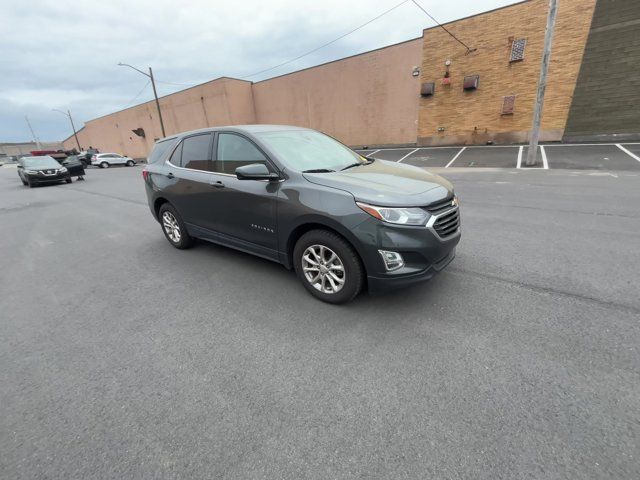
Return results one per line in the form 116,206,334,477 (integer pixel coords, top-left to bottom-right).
185,237,445,315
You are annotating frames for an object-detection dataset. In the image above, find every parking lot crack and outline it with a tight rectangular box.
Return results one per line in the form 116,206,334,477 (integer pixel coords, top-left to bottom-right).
64,187,147,206
446,268,640,315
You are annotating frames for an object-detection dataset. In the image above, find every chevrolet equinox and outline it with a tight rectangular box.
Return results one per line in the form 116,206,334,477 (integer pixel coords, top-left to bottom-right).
143,125,460,304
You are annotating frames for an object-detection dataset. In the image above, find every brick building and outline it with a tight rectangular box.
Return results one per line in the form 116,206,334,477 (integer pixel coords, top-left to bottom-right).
63,0,640,157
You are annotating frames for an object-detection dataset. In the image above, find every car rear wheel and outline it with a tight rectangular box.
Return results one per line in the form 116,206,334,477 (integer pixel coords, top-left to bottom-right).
126,160,135,167
159,204,194,249
100,161,109,168
65,178,72,183
293,229,364,304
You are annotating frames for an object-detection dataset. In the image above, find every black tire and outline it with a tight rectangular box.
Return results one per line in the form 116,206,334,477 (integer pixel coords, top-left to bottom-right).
158,203,194,249
100,161,109,169
27,178,34,188
293,229,364,304
65,178,72,183
126,160,135,167
21,178,27,186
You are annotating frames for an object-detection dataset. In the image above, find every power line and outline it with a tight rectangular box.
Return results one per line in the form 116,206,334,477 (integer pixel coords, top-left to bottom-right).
410,0,474,53
124,80,150,107
239,0,411,80
125,0,471,92
156,79,195,87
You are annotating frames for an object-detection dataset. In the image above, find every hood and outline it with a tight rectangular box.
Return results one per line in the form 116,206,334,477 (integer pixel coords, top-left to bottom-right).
302,160,453,206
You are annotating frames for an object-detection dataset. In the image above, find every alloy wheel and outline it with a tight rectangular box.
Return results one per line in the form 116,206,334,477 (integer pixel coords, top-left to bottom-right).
301,244,346,294
162,211,181,243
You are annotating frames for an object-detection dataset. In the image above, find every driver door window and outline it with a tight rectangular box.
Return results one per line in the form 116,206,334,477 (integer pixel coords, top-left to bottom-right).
214,133,268,175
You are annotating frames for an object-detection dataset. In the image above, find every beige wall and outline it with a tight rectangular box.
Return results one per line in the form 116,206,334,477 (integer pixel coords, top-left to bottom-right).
65,78,256,158
418,0,596,145
253,38,422,147
64,40,422,156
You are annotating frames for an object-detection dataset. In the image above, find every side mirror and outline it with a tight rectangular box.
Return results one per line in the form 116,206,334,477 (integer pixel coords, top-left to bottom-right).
17,164,23,169
235,163,279,181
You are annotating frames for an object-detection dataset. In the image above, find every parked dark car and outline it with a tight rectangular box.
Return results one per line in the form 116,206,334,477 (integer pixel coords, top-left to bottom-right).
142,125,460,304
17,155,72,187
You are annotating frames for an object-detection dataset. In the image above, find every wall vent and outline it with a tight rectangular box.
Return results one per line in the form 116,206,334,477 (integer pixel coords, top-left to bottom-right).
510,38,527,62
421,82,435,96
501,95,516,115
463,75,479,90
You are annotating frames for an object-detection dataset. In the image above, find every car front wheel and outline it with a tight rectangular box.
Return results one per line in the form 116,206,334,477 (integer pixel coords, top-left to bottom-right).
159,203,194,249
293,229,364,304
126,160,135,166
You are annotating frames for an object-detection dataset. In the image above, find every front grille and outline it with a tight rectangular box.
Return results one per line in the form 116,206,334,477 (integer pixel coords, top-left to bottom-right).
433,208,460,238
425,196,454,215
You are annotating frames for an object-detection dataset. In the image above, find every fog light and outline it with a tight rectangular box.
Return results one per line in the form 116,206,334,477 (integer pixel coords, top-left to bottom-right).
378,250,404,271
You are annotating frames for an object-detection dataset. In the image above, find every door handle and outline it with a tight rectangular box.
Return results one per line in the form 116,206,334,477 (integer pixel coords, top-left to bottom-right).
165,172,174,179
211,180,225,188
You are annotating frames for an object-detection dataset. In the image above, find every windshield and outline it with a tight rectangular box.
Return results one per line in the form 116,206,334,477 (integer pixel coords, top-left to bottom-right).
22,156,60,169
256,130,365,172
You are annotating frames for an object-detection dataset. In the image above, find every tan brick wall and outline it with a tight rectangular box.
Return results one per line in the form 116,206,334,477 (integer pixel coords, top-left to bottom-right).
418,0,596,145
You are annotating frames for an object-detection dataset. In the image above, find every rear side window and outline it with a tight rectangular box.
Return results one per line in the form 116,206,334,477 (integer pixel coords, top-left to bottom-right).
169,142,183,167
214,133,268,175
181,134,212,170
148,138,177,164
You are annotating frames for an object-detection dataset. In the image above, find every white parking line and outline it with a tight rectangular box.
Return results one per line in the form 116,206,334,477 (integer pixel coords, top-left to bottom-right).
616,144,640,163
367,149,380,157
540,145,549,169
516,146,523,169
396,148,420,163
445,147,466,168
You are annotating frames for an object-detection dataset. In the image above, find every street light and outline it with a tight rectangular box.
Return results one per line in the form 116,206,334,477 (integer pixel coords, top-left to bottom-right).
117,63,166,137
52,108,81,151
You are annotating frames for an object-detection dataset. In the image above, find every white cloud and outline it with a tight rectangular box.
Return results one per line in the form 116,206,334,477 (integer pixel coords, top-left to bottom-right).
0,0,517,141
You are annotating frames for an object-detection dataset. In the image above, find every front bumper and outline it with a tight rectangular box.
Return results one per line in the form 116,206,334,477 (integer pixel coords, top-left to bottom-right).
350,213,461,293
26,172,70,184
367,248,456,293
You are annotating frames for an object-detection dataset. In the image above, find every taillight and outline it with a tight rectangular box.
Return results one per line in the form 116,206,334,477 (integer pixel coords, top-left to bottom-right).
142,169,149,181
91,155,97,160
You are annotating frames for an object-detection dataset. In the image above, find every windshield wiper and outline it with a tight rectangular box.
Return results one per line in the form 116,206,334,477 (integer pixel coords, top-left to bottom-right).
302,168,335,173
340,158,374,171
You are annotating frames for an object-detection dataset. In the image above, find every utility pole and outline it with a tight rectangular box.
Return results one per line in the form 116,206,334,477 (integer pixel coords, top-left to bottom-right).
525,0,558,166
118,63,166,137
25,116,41,150
52,108,81,151
148,67,166,137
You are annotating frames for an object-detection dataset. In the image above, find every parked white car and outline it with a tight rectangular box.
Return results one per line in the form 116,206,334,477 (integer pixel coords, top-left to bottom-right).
92,153,136,168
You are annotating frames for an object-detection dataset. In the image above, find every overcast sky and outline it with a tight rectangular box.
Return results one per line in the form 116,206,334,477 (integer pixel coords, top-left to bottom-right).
1,0,516,142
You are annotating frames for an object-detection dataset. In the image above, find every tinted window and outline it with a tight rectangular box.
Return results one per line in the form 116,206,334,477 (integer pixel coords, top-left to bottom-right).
169,142,183,167
181,134,211,170
148,138,176,164
215,133,267,175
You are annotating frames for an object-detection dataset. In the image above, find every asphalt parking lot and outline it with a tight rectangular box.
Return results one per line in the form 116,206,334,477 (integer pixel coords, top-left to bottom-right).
1,160,639,479
356,142,640,171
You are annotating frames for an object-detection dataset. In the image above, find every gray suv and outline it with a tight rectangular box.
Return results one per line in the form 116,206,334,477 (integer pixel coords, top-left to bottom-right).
143,125,460,303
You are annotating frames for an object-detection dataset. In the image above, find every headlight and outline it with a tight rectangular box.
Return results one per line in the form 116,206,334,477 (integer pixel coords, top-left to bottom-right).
356,202,429,225
59,167,67,173
25,169,39,175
